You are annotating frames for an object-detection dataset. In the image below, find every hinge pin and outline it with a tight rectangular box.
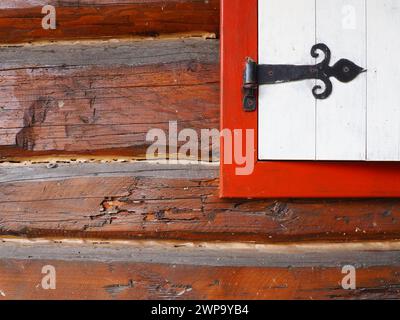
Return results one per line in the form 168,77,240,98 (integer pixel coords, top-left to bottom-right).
243,57,258,112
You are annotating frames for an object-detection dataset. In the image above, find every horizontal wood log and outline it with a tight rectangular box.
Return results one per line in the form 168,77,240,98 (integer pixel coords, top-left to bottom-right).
0,240,399,299
1,162,400,243
0,0,219,44
0,38,219,160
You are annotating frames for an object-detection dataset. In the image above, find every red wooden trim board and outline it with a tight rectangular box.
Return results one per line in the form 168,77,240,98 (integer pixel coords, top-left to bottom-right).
220,0,400,198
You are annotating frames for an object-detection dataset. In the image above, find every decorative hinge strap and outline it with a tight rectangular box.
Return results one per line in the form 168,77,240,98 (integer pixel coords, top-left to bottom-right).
243,43,366,112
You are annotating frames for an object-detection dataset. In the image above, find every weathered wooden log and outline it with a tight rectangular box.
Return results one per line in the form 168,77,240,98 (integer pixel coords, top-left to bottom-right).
0,0,219,44
0,239,399,299
0,38,219,159
1,162,400,243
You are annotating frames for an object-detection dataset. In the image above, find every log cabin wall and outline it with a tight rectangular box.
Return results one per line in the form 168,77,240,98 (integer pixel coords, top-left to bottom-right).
0,0,399,300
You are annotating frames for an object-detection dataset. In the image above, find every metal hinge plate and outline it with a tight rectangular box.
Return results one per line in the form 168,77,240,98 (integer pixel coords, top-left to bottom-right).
243,43,366,112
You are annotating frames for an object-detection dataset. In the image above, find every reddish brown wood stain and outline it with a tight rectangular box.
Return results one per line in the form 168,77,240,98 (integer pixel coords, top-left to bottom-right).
0,0,220,44
1,163,400,243
0,0,399,300
0,39,219,155
0,259,399,300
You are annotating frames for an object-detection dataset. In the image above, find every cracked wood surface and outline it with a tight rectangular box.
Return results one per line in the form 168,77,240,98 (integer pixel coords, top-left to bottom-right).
1,162,400,243
0,240,399,299
0,38,219,159
0,0,399,301
0,0,219,44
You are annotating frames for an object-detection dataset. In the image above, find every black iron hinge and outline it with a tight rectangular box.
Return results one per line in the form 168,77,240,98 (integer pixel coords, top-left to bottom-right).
243,43,366,112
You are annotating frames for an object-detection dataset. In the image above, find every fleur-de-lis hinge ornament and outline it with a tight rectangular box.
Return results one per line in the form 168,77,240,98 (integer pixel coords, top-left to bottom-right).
243,43,366,111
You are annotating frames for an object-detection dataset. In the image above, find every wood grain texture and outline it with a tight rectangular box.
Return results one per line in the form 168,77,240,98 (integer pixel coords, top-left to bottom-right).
0,240,399,300
258,0,316,160
316,0,366,160
367,0,400,161
259,0,367,161
1,0,398,301
0,38,219,159
1,162,400,243
0,0,219,44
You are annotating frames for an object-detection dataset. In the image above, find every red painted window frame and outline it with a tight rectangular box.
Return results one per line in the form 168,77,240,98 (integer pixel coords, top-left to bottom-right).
220,0,400,198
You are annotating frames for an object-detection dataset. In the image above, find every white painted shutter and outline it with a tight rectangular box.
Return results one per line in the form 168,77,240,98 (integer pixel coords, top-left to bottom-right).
258,0,400,161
